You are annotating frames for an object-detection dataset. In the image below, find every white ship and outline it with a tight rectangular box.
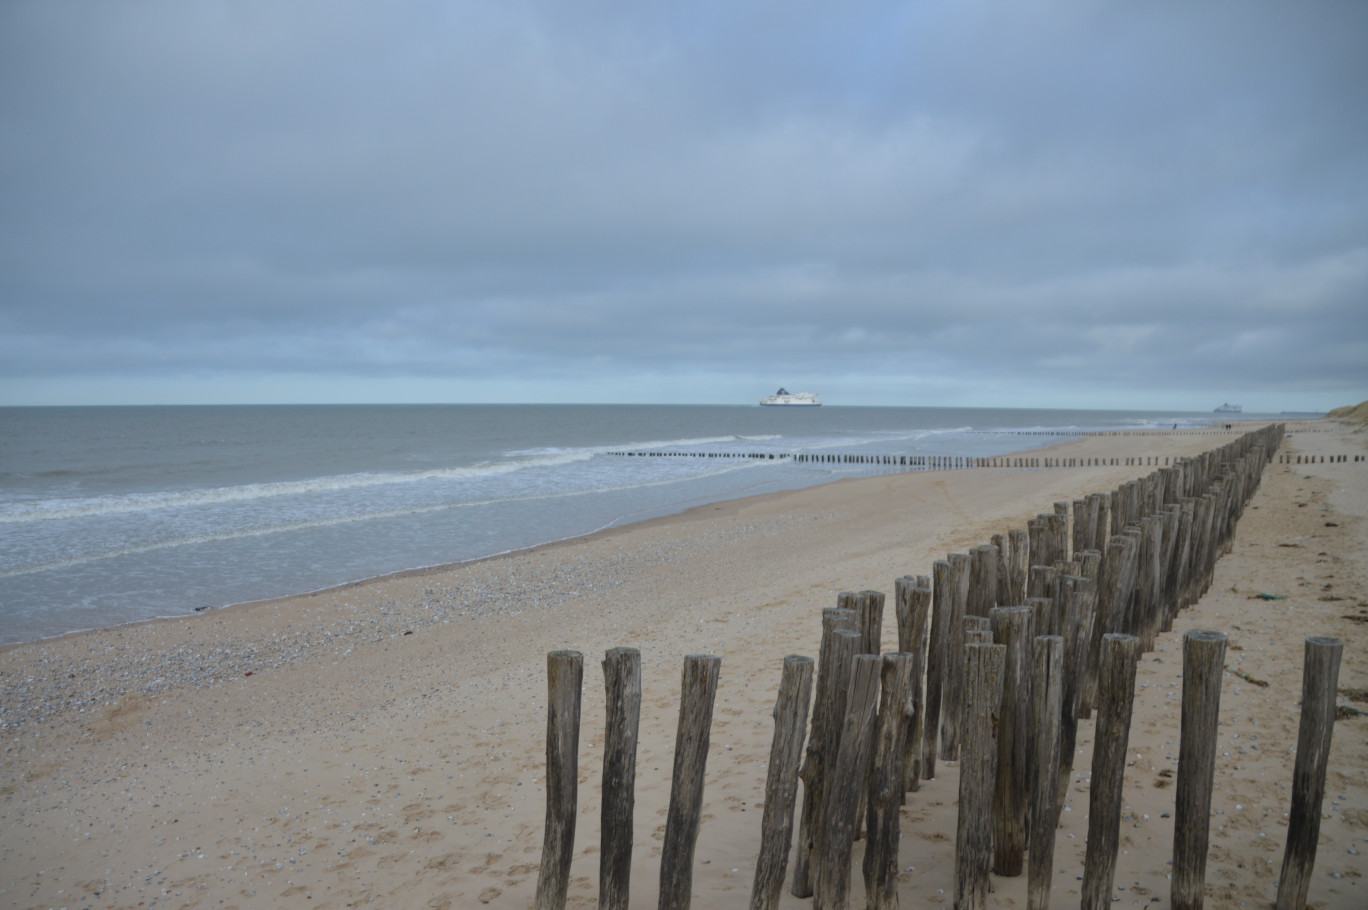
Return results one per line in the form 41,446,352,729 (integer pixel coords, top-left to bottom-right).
760,388,821,407
1213,403,1243,414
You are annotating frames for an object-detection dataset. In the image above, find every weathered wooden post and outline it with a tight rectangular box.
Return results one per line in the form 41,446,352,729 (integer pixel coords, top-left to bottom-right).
601,648,642,910
1057,586,1093,803
969,544,999,618
815,654,882,910
750,655,814,910
794,614,857,897
992,533,1014,608
659,654,722,910
954,642,1006,910
535,650,584,910
990,606,1034,877
896,575,932,790
940,552,972,761
1028,636,1064,910
924,559,953,778
856,589,885,657
1275,636,1344,910
1008,528,1030,605
863,653,915,910
1171,631,1227,910
851,590,886,839
1081,634,1140,910
1081,535,1137,717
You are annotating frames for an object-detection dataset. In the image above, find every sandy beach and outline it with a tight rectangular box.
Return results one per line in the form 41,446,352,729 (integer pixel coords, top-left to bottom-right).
2,421,1365,910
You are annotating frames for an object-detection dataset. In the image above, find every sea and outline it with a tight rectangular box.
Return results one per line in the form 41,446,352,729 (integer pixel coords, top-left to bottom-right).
0,404,1243,646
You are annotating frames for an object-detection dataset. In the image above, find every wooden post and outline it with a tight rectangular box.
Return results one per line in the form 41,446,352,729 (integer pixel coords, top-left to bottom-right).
1081,634,1140,910
896,576,932,790
601,648,642,910
1057,586,1093,803
969,544,999,618
1171,631,1227,910
815,654,882,910
1276,636,1344,910
992,533,1014,608
1008,528,1030,605
851,590,886,838
954,643,1006,910
863,653,915,910
750,655,815,910
535,650,585,910
1028,636,1064,910
793,617,858,897
940,552,972,761
1137,516,1164,651
924,560,953,778
990,606,1034,877
659,654,723,910
856,589,886,657
1081,536,1137,717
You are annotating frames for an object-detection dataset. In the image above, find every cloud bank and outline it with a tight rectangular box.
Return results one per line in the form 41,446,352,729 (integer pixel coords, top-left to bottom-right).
2,1,1365,409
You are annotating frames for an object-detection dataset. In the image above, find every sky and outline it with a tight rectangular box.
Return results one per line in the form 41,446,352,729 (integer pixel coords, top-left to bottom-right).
1,1,1365,412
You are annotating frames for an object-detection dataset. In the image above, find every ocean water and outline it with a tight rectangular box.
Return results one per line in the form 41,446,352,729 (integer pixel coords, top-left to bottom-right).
0,404,1229,645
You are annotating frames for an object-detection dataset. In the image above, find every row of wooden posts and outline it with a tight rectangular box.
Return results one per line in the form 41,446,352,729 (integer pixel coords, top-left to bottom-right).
1278,453,1363,463
535,423,1344,910
608,450,1270,469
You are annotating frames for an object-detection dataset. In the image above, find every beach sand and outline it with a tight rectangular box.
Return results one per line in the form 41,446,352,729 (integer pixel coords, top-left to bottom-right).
2,422,1365,910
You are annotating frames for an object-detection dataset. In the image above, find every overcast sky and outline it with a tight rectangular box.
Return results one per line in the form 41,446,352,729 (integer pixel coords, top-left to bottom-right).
2,1,1365,411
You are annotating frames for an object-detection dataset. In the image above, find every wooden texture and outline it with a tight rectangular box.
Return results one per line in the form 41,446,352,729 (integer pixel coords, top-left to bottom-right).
750,655,814,910
793,615,858,897
535,650,585,910
1081,535,1137,717
953,643,1006,910
1028,636,1064,910
814,654,881,910
863,653,915,910
1008,528,1030,606
1275,636,1344,910
968,544,999,619
924,559,953,778
1057,585,1093,802
1081,634,1140,910
896,576,932,790
990,606,1034,877
939,552,972,761
600,648,642,910
658,654,722,910
1171,631,1227,910
850,590,886,840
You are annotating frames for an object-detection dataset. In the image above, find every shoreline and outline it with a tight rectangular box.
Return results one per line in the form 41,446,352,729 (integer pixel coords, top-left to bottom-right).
3,419,1364,909
0,424,1285,655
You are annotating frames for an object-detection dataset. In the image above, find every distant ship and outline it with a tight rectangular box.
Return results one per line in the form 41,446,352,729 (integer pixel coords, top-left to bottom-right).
760,388,821,407
1214,403,1243,414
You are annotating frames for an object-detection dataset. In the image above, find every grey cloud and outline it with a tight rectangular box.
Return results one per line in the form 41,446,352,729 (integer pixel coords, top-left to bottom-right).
1,0,1365,407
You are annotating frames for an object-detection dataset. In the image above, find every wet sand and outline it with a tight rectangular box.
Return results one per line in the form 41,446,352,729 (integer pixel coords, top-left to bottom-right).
2,421,1365,909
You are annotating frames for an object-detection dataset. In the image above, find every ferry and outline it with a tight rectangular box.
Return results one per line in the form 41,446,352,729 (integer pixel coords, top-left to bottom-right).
760,388,821,407
1213,403,1243,414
